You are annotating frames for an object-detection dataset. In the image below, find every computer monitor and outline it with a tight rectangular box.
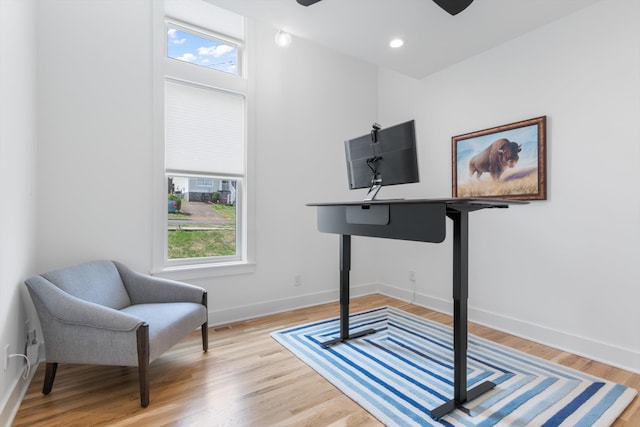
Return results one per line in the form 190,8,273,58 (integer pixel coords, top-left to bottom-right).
344,120,419,201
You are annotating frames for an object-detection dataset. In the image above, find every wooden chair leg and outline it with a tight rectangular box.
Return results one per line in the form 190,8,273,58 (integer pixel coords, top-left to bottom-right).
201,322,208,352
136,323,150,408
42,362,58,395
201,292,208,352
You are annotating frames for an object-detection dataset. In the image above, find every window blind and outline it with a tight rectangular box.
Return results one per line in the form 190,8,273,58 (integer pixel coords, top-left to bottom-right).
165,80,245,175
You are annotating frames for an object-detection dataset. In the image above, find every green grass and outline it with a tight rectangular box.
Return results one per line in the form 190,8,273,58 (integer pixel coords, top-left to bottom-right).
167,203,237,259
211,204,236,219
168,229,236,258
168,212,189,220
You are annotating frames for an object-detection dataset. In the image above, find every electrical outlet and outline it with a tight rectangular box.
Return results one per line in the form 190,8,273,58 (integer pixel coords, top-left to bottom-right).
409,270,416,282
294,274,302,287
26,342,39,366
27,328,36,346
25,328,39,366
3,344,9,371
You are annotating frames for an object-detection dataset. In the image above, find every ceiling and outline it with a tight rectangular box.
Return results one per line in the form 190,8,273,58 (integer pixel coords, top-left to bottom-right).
206,0,602,79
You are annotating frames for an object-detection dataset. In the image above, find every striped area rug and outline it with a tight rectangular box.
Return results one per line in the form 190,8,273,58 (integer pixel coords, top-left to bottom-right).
271,306,636,426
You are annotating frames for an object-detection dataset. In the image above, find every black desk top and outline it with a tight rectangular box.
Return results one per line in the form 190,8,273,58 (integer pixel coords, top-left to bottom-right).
307,198,528,207
308,198,527,242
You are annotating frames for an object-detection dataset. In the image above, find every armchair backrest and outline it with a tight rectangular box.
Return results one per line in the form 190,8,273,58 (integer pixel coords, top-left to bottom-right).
41,260,132,310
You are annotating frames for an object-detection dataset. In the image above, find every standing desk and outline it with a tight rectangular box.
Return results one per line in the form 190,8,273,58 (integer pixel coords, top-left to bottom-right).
307,198,525,419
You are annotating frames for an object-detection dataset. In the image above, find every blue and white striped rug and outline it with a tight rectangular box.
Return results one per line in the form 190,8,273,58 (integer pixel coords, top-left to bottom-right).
272,306,636,426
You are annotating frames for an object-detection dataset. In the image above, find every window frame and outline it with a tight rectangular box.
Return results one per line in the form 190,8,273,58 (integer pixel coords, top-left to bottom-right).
166,20,243,76
152,1,255,279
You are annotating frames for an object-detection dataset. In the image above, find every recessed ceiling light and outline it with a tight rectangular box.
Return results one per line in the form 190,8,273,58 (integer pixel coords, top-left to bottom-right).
389,38,404,48
275,30,292,47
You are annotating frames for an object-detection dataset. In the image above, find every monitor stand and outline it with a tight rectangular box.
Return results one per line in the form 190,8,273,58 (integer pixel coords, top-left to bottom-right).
364,176,382,201
364,184,381,201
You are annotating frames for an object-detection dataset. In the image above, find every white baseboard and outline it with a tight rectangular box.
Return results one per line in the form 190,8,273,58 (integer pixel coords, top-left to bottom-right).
373,282,640,375
468,307,640,375
0,351,39,427
208,282,389,327
209,288,340,326
207,282,639,375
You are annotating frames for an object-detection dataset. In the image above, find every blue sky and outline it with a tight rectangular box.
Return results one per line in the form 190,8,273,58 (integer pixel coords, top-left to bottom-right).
167,27,237,75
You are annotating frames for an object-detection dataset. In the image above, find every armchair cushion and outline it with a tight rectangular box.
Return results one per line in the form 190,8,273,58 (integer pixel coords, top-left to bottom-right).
42,260,132,310
114,261,204,305
121,302,206,362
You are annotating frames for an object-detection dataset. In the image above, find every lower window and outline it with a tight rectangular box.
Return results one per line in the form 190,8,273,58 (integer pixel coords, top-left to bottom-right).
167,175,239,261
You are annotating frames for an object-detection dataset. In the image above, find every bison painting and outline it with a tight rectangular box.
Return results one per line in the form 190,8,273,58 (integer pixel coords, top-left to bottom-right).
469,138,522,181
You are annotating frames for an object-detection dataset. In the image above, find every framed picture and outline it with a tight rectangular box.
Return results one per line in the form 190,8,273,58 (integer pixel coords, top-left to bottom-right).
452,116,547,200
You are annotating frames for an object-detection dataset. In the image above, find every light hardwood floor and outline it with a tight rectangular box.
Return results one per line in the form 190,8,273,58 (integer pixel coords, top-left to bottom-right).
12,294,640,426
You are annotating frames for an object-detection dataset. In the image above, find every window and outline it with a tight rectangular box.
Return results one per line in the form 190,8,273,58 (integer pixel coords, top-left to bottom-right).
153,0,252,275
168,175,238,259
165,80,245,262
167,24,240,75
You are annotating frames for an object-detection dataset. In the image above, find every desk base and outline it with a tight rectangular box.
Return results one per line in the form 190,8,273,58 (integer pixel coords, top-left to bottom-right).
320,328,377,348
430,380,496,420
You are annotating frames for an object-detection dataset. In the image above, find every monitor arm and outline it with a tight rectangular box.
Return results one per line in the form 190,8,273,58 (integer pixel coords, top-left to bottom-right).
365,174,382,201
365,123,383,201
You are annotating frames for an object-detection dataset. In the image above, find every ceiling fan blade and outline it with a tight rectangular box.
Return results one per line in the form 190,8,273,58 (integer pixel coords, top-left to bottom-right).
297,0,472,15
432,0,474,15
297,0,323,6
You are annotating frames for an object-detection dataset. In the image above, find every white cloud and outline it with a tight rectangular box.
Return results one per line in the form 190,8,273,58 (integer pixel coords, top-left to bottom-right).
167,28,186,44
198,44,234,58
176,53,197,62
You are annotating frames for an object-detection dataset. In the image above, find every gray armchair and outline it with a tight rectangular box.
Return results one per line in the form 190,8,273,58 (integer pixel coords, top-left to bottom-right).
24,260,208,407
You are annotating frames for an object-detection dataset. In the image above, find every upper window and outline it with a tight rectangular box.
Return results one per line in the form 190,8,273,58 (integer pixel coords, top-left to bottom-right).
167,24,240,75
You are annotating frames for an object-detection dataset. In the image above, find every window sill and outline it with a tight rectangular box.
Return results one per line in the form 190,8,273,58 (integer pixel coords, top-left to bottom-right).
151,261,255,281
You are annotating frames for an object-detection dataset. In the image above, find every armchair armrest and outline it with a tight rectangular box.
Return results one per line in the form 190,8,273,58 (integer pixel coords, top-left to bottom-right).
114,261,206,305
25,275,144,332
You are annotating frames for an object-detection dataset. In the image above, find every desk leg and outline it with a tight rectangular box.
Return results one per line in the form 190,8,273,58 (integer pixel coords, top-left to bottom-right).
339,234,351,342
321,234,377,348
431,209,495,420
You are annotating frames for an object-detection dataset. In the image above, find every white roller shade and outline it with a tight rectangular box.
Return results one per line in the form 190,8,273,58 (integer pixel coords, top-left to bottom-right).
165,80,245,175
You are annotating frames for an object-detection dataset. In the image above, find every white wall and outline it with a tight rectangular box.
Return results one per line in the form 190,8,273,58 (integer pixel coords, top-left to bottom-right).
0,0,38,423
373,0,640,373
35,0,154,272
33,1,379,323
